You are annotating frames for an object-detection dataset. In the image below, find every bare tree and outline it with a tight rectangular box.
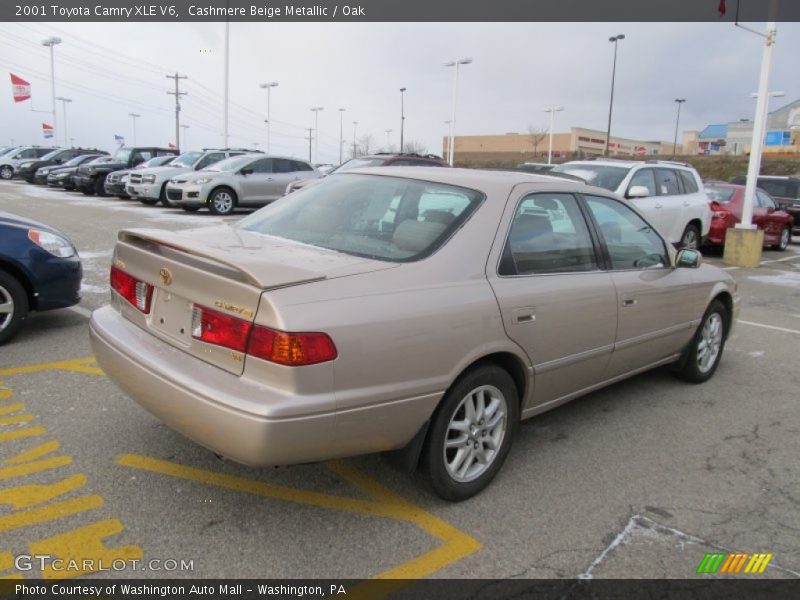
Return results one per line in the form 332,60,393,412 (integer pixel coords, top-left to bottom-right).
527,125,548,156
403,139,428,155
357,133,374,157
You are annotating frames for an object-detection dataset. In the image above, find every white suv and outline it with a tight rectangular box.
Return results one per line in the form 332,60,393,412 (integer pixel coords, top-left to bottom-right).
552,159,711,248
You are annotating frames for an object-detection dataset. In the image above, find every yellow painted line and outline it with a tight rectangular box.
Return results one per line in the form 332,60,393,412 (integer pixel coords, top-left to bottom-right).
118,454,481,587
4,440,61,465
0,388,11,401
0,474,87,509
0,357,103,378
0,426,46,443
0,455,73,482
0,413,34,426
0,402,24,415
0,494,104,533
0,551,24,582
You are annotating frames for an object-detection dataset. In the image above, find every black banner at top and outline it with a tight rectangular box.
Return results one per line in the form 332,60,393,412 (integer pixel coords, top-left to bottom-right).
2,0,800,23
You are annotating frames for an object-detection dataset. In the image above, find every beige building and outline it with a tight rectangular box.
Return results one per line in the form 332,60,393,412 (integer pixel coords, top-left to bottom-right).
446,127,680,164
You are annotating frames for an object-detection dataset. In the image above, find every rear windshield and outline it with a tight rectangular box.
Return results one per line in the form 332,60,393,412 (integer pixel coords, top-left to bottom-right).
550,164,629,191
705,187,735,203
332,157,386,173
237,174,484,262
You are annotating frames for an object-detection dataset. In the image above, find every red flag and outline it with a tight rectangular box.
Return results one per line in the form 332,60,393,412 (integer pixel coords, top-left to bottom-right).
10,73,31,103
42,123,54,139
718,0,726,17
168,143,176,149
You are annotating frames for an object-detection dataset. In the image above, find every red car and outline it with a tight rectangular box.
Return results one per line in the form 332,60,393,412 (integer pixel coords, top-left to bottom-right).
705,183,793,251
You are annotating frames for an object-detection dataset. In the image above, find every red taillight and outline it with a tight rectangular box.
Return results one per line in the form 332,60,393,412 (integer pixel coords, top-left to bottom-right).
247,326,337,366
110,266,153,313
190,304,337,366
709,201,729,220
191,305,251,352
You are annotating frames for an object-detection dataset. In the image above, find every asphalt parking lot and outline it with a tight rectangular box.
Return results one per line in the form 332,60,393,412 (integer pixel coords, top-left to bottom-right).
1,178,799,584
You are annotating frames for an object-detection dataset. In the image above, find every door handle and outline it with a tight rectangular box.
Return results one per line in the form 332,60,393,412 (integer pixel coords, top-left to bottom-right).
655,203,663,209
683,201,690,207
622,298,638,307
512,308,536,323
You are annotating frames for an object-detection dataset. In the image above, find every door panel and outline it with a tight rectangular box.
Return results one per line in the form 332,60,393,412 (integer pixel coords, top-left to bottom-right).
239,158,273,204
653,168,685,242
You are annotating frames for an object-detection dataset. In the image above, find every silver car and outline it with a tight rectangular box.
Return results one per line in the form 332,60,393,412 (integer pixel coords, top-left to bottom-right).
165,155,320,215
90,168,739,500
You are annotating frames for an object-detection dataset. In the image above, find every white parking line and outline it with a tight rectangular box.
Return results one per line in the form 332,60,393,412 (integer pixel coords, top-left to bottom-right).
738,320,800,335
761,254,800,265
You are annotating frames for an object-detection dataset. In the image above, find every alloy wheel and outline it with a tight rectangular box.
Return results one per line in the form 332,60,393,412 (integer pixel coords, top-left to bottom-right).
212,191,234,214
0,284,14,333
697,312,723,374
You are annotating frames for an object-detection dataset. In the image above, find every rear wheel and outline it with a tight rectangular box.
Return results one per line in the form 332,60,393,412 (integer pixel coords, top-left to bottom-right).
673,299,728,384
159,184,177,207
772,226,791,251
208,188,236,216
0,166,13,180
81,186,94,196
94,176,108,197
679,223,700,249
422,364,519,501
0,271,28,346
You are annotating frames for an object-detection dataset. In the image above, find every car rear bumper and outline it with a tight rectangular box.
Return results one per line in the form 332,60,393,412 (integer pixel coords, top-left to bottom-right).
89,306,341,466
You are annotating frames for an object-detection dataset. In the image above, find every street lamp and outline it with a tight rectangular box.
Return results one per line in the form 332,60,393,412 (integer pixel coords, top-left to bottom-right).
181,124,190,149
672,99,686,158
41,36,62,144
604,34,625,156
543,106,564,164
385,129,393,150
128,113,141,146
444,120,451,157
444,58,472,166
310,107,324,164
56,97,72,147
259,82,278,154
338,108,346,164
399,87,406,153
352,121,359,158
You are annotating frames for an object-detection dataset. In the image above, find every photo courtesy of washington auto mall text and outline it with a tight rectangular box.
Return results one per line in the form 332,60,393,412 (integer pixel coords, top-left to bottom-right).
1,0,800,599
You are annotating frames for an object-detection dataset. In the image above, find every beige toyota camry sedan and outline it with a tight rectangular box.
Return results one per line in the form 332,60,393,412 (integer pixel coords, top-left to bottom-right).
90,168,740,500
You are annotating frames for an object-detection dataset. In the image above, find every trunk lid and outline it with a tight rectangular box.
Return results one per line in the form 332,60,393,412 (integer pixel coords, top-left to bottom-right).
113,225,398,374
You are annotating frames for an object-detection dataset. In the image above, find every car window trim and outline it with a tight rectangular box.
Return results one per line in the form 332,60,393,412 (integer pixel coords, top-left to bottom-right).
495,191,606,278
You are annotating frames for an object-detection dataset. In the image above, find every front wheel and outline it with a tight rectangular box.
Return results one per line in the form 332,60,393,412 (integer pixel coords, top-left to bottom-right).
0,166,13,180
422,364,519,501
94,176,108,197
208,188,237,216
673,300,728,383
679,223,701,249
772,226,791,251
0,271,29,346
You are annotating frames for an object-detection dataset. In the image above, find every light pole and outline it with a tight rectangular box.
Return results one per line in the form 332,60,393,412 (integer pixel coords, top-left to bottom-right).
338,108,345,164
310,107,324,164
41,36,62,144
56,97,72,147
444,120,451,158
543,106,564,164
604,34,625,156
399,87,406,153
444,58,472,166
181,124,190,149
385,129,392,150
672,99,686,158
223,20,230,148
352,121,359,158
259,82,278,154
128,113,140,146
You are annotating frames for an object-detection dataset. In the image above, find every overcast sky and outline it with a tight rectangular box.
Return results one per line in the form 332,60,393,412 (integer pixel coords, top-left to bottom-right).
1,21,799,162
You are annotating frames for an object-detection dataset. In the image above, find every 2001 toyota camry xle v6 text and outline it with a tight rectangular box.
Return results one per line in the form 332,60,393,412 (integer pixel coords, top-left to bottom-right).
90,168,740,500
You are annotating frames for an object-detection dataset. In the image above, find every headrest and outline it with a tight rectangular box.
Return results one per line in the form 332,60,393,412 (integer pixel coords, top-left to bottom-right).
393,219,447,254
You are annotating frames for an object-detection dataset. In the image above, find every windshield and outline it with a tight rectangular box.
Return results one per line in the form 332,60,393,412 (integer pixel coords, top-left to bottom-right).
705,187,736,203
88,157,113,165
170,151,203,168
331,158,386,174
65,155,95,167
238,174,484,262
39,149,62,160
142,156,175,168
204,155,253,172
112,148,132,162
551,163,630,191
0,146,19,156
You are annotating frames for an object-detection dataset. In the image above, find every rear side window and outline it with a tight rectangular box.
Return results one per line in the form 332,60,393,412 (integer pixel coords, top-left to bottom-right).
292,160,313,171
273,159,295,173
656,169,681,195
758,180,794,199
35,148,54,158
585,195,668,270
500,193,597,276
756,190,777,210
249,158,273,174
678,170,699,193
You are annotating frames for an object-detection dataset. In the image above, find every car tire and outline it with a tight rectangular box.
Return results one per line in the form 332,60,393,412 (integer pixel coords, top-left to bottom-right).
80,186,94,196
673,299,728,384
94,176,108,197
159,184,176,208
139,197,159,206
679,223,701,249
0,270,29,346
181,206,200,212
422,364,519,501
208,187,237,216
772,226,791,252
0,166,13,180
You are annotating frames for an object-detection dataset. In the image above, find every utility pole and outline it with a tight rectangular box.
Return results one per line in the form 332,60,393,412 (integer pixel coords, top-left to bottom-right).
129,113,141,146
672,99,686,158
352,121,358,158
223,18,230,148
305,128,313,162
56,97,72,147
544,106,564,164
166,72,188,151
41,37,61,145
444,58,472,166
338,108,346,164
399,87,406,153
310,107,324,164
604,34,625,156
259,82,278,153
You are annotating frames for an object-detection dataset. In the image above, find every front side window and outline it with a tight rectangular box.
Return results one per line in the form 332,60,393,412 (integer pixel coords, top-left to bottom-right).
500,193,597,276
655,169,681,195
627,168,657,197
585,195,668,270
756,190,776,210
238,174,483,262
194,153,224,170
248,158,273,174
170,151,204,168
678,170,699,193
292,160,313,172
758,180,791,199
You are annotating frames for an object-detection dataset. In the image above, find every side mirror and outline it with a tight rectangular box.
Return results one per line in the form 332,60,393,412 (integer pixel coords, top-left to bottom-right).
676,248,702,269
627,185,651,199
240,168,253,176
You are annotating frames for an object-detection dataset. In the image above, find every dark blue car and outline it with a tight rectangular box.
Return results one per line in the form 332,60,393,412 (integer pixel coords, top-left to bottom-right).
0,212,82,344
